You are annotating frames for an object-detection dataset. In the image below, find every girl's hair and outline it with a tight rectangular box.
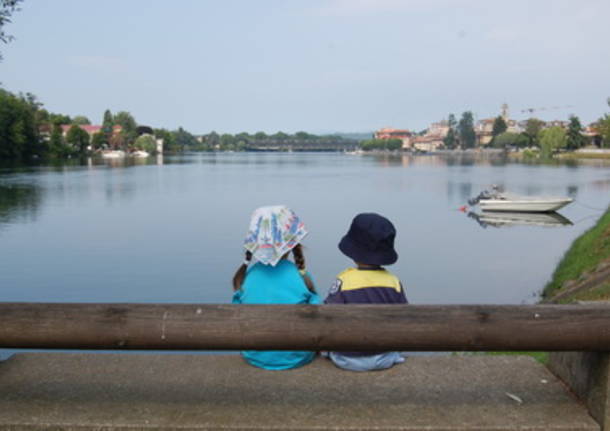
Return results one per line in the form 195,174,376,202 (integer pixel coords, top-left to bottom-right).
292,244,316,293
231,244,316,293
232,251,252,291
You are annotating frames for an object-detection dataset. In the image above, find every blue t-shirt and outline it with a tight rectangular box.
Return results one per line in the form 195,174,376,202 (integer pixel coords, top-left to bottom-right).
232,259,320,370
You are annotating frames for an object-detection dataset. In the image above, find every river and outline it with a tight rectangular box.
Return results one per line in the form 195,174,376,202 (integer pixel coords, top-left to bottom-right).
1,152,609,307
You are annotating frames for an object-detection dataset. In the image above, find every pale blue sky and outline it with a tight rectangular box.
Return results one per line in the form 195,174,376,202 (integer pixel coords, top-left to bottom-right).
2,0,609,134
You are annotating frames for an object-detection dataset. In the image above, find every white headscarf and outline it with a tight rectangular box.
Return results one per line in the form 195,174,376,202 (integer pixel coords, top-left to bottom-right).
243,205,308,266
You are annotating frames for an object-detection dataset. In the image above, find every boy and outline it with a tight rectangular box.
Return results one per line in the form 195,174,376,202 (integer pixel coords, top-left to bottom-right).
325,213,407,371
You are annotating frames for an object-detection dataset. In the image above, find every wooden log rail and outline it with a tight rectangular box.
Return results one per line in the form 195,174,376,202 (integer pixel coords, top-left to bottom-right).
0,303,609,351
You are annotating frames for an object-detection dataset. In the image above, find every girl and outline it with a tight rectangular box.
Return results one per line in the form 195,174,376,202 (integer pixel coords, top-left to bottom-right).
232,205,320,370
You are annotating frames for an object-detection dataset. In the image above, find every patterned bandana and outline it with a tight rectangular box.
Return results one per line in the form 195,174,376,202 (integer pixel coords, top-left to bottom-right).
244,205,308,266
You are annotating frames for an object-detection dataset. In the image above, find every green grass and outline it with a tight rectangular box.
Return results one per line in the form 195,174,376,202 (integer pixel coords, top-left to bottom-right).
542,206,610,299
557,152,610,160
556,282,610,304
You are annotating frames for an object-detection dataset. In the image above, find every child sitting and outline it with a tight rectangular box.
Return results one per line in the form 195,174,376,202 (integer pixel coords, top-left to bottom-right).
232,205,320,370
325,212,407,371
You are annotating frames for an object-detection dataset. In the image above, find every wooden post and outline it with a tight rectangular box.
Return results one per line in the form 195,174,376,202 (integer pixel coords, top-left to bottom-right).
1,303,610,351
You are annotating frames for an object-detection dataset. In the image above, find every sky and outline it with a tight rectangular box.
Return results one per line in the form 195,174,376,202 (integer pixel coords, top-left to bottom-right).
1,0,610,134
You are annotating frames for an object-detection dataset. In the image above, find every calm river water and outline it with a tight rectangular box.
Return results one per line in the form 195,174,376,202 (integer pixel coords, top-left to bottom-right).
1,152,610,307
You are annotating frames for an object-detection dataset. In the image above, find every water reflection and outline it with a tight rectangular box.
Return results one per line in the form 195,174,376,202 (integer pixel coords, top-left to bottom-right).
467,211,573,229
0,184,42,228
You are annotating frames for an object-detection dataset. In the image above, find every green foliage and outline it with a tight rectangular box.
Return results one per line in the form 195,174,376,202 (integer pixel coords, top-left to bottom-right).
102,109,113,138
272,131,289,141
359,138,402,151
538,126,567,158
173,127,199,150
443,113,458,149
48,113,71,126
524,118,545,146
114,111,137,146
596,114,610,148
443,128,458,149
458,111,476,148
566,115,585,150
0,88,39,160
134,135,157,154
48,124,72,157
153,128,177,153
543,205,610,299
65,125,90,154
72,115,90,126
91,132,106,150
493,132,528,148
491,116,507,138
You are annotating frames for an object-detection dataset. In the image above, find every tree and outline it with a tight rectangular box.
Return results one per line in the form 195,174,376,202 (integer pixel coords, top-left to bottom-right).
272,131,289,141
91,132,106,150
524,118,545,146
113,111,137,147
65,125,90,154
72,115,91,125
206,131,220,149
134,135,157,154
0,0,22,61
0,88,39,160
538,126,567,158
443,114,458,149
48,113,71,126
493,132,529,148
154,128,176,153
597,115,610,148
254,131,267,141
219,133,235,150
173,127,198,149
566,115,585,150
491,116,507,138
101,109,113,142
48,124,73,157
458,111,476,148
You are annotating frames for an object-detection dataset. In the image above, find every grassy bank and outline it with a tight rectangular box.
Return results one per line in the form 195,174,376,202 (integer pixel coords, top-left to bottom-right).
556,152,610,160
542,205,610,301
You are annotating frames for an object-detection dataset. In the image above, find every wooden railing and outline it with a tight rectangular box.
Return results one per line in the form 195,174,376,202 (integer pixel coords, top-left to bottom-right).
1,303,609,351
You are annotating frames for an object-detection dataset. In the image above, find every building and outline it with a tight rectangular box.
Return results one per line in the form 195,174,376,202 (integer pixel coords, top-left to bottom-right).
60,124,122,138
411,135,444,152
427,121,450,138
474,104,522,146
374,128,413,149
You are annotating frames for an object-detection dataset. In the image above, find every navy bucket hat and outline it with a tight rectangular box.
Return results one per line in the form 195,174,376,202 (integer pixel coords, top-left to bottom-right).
338,213,398,265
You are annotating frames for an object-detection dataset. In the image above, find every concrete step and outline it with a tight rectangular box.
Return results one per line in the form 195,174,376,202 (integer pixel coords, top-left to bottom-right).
0,353,599,430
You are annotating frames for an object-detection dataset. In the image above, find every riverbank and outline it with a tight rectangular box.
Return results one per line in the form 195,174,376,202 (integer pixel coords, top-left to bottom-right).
542,205,610,303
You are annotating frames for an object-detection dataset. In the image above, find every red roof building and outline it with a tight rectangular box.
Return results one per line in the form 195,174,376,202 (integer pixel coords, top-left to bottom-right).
60,124,122,136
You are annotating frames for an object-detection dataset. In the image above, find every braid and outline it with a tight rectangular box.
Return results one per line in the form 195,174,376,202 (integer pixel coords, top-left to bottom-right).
292,244,316,293
232,251,252,291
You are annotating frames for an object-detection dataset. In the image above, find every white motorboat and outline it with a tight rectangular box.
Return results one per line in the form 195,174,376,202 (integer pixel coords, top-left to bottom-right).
131,150,150,158
469,186,573,213
101,150,126,159
479,196,573,212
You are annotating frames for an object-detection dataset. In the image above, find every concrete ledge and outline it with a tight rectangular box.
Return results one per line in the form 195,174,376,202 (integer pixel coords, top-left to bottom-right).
0,353,599,430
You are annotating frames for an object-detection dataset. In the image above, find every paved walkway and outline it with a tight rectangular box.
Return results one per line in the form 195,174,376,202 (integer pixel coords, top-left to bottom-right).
0,353,598,430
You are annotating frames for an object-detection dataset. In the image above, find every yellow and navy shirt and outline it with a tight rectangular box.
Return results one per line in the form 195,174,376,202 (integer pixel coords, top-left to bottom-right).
324,267,407,305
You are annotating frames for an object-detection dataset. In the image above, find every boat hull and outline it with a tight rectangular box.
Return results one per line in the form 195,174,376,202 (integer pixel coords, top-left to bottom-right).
479,198,573,212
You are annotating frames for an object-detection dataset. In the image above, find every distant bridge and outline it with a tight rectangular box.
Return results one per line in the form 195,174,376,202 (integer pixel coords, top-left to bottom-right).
246,139,358,152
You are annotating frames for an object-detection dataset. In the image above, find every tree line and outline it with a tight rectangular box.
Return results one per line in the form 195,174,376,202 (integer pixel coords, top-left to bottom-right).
441,103,610,153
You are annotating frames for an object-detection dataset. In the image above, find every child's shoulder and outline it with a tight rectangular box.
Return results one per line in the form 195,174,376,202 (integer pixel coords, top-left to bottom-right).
336,267,401,290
